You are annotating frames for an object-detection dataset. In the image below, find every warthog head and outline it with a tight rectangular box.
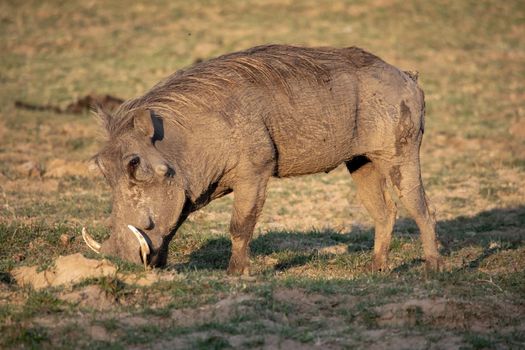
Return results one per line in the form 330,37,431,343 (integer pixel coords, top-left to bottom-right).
83,108,187,268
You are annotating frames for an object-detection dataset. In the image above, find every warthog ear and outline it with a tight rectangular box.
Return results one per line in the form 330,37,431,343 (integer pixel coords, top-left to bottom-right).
94,105,113,135
134,109,155,138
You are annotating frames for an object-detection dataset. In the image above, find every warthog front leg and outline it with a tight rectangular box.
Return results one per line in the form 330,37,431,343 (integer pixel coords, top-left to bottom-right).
227,173,270,275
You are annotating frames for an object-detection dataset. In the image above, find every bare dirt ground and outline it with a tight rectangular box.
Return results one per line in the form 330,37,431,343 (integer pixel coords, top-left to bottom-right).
1,0,524,349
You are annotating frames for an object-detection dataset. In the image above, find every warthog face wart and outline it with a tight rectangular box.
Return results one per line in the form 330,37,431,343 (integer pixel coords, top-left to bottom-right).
84,108,187,268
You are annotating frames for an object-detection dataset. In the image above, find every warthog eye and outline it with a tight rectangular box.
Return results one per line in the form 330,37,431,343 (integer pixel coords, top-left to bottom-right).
129,156,140,167
125,154,153,182
127,155,153,182
127,156,141,175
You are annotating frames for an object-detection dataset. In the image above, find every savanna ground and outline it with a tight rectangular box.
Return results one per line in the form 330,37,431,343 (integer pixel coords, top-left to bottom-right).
1,0,524,348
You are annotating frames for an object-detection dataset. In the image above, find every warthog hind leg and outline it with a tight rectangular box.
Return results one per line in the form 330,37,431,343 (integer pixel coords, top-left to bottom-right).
384,159,442,271
347,157,397,271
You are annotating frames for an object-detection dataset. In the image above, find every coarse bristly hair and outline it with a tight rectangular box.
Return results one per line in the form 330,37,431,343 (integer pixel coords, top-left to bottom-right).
97,44,381,137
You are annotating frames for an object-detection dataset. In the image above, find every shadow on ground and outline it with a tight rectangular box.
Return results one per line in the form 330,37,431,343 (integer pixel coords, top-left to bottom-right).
174,206,525,272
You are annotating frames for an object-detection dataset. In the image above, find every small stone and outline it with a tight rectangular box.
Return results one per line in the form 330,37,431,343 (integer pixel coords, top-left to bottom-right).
60,234,71,247
488,242,501,250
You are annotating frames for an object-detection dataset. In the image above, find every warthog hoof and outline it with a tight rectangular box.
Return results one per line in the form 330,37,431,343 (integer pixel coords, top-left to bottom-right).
227,259,250,276
425,256,443,272
371,258,389,272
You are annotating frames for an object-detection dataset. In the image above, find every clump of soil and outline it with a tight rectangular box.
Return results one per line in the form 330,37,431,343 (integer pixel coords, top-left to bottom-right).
119,270,177,286
316,243,348,255
10,159,96,179
44,159,90,178
13,161,42,178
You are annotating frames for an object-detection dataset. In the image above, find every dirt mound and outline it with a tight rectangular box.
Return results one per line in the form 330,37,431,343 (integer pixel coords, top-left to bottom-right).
12,253,117,290
11,253,179,290
375,298,448,327
361,331,464,350
152,332,326,350
59,285,116,310
373,298,516,331
170,294,257,327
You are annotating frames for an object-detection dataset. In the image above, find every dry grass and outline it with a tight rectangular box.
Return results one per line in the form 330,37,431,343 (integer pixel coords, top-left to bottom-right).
1,0,524,349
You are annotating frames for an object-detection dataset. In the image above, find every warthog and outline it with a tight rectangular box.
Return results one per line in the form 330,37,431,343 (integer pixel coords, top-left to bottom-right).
83,44,441,273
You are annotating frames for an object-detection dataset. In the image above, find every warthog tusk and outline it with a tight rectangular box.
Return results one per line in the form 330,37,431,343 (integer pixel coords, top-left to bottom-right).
82,227,101,253
128,225,151,270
